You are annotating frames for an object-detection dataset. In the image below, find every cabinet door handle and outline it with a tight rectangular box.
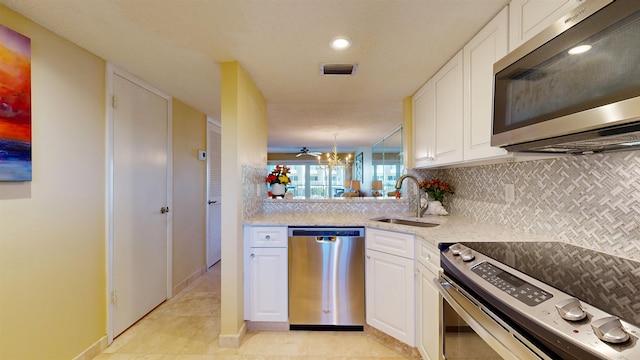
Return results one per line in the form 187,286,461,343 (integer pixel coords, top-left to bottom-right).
265,235,271,241
366,255,371,259
250,254,255,259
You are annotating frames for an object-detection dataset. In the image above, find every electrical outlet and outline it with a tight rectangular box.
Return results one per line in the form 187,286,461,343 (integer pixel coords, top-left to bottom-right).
505,183,515,203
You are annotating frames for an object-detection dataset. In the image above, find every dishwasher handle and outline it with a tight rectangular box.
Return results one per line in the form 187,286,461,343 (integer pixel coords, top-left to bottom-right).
316,236,337,243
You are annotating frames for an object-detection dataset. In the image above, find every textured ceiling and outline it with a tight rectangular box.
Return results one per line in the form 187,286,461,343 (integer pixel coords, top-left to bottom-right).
0,0,509,153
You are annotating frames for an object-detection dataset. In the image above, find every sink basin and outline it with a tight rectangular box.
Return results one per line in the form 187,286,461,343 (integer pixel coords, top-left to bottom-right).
373,217,439,228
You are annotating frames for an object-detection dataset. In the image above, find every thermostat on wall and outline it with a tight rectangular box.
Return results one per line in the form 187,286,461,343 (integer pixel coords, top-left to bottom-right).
198,149,206,160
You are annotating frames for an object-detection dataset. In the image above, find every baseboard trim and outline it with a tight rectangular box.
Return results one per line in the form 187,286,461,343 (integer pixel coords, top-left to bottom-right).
172,266,206,297
219,321,247,348
72,335,108,360
247,321,289,331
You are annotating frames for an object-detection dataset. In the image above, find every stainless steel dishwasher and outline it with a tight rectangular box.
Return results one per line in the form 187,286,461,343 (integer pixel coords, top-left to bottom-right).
288,227,365,330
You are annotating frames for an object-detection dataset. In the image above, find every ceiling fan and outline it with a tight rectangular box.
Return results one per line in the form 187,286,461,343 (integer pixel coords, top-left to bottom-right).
296,147,322,157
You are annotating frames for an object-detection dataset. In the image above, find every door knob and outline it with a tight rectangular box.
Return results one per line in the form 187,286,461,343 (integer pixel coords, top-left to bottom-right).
160,206,170,214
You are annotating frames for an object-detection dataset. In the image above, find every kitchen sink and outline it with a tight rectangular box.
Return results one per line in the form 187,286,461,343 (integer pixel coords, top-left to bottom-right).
373,217,440,228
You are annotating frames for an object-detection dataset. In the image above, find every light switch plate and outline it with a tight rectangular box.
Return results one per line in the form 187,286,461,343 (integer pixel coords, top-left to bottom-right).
197,149,206,160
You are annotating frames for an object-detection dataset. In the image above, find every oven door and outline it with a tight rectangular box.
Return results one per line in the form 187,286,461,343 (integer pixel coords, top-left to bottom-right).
435,275,552,360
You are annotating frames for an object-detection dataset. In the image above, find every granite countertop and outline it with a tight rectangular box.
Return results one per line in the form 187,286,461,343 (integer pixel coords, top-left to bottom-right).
244,212,557,246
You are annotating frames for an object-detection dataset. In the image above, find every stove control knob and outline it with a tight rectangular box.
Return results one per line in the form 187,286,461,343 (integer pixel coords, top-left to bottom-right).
591,317,630,344
555,298,587,321
460,249,475,262
449,244,463,255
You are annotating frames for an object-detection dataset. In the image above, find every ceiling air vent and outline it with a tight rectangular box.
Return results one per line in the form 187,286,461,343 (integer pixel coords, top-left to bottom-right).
320,63,358,76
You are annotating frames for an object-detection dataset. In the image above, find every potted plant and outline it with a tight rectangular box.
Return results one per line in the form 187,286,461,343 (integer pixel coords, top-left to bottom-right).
266,165,291,196
419,178,454,205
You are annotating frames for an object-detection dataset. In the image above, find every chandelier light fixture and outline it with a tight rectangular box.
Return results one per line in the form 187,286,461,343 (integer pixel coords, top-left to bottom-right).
318,135,352,170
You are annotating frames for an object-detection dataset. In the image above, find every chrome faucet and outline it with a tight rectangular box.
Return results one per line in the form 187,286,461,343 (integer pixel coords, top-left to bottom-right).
395,174,428,217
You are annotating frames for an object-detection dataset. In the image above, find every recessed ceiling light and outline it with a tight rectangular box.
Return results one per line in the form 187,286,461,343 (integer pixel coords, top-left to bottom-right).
568,44,592,55
330,36,351,50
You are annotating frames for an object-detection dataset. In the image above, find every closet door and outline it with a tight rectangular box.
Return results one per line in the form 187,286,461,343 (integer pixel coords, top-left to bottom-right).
206,120,221,267
112,72,170,337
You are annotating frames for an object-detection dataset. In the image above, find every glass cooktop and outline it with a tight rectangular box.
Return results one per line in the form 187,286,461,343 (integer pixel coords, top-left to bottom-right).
459,242,640,328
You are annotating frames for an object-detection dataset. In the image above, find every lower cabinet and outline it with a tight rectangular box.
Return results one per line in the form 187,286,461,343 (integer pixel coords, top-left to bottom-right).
366,229,416,346
245,226,288,322
417,262,441,360
247,246,288,322
416,237,442,360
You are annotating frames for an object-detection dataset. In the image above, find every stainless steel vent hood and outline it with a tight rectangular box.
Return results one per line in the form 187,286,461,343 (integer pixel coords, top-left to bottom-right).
491,0,640,155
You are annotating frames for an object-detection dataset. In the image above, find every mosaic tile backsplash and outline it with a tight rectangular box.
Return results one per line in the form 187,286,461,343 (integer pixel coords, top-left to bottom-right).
413,150,640,261
243,165,413,216
242,165,266,219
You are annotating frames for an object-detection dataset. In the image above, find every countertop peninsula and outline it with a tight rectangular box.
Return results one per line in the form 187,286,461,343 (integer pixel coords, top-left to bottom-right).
244,212,556,246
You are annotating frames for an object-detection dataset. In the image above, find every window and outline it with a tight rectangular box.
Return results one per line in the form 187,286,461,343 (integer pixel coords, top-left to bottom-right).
267,163,347,199
372,126,403,196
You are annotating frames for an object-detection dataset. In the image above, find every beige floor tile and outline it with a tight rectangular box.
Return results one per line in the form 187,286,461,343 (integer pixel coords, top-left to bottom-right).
306,332,380,357
100,263,408,359
241,357,305,360
115,315,196,354
103,314,161,354
93,354,177,360
241,331,310,356
158,292,221,317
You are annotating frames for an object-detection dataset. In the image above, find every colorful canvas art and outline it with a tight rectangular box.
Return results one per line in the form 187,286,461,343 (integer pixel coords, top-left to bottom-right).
0,24,31,181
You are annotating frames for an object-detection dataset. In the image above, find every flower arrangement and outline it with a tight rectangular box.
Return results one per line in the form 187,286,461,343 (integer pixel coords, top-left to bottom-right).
266,165,291,185
419,178,454,203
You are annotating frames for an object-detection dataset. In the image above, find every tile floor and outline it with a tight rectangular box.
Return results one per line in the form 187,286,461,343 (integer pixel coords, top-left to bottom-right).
94,263,407,360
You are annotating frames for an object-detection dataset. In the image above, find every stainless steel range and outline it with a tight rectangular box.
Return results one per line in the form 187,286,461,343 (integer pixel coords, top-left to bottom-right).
437,242,640,360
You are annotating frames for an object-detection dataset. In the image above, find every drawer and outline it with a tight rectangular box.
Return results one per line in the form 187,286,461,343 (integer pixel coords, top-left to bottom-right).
416,237,440,274
248,226,288,247
366,228,414,259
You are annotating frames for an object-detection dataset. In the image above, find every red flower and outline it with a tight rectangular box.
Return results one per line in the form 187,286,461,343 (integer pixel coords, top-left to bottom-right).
418,178,454,203
266,165,291,185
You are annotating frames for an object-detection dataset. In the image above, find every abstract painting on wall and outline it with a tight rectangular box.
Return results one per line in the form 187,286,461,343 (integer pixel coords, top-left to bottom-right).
0,24,31,181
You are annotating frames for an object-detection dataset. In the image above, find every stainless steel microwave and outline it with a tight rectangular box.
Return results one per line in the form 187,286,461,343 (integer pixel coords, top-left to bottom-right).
492,0,640,154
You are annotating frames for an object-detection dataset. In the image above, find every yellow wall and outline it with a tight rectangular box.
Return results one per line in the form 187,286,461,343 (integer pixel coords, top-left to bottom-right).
0,5,210,359
219,61,267,341
172,99,207,286
0,6,107,359
403,96,413,168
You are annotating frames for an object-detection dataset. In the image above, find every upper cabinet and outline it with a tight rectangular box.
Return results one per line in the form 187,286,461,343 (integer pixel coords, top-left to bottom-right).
413,76,435,167
413,1,572,168
413,51,464,168
463,7,509,161
509,0,584,51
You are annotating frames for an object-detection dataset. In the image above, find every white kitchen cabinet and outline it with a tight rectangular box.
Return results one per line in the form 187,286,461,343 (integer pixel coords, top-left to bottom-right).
413,77,436,168
248,226,288,247
416,238,441,360
509,0,583,51
367,227,415,259
245,226,288,322
463,7,509,161
366,229,415,346
413,50,464,168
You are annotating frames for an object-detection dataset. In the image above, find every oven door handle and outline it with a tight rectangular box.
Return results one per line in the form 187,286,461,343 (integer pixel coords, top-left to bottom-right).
434,276,552,360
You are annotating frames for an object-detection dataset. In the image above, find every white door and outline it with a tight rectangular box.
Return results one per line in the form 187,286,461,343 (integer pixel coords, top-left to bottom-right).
112,72,170,337
206,120,222,267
